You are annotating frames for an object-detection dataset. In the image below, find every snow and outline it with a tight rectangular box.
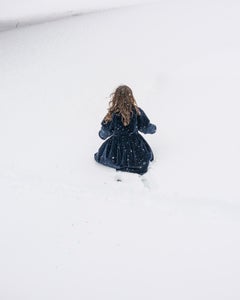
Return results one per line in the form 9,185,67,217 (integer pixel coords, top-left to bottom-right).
0,0,148,19
1,0,240,299
0,0,148,31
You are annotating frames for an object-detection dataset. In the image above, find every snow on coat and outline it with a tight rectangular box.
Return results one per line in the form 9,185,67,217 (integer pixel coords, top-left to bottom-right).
94,107,156,174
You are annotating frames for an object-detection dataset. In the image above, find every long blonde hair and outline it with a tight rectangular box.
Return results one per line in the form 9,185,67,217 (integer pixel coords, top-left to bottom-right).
104,85,140,126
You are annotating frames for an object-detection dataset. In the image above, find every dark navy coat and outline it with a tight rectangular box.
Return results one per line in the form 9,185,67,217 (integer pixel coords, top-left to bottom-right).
94,107,156,174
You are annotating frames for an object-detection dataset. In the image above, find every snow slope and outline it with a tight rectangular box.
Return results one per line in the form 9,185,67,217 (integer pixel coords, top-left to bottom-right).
0,0,147,20
0,0,148,31
1,1,240,299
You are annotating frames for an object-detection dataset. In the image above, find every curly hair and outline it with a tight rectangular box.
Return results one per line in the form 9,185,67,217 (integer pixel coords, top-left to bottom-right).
104,85,141,126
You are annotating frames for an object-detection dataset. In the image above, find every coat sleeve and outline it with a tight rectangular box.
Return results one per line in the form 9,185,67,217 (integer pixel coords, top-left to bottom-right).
137,108,156,134
98,119,114,140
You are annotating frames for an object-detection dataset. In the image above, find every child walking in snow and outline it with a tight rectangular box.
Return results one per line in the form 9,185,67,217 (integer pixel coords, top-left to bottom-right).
94,85,156,175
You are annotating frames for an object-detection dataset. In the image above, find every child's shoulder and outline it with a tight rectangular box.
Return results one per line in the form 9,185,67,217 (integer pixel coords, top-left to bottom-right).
136,107,145,115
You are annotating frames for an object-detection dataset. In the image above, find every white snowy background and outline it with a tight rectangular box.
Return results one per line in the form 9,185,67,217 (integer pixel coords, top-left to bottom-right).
1,0,240,299
0,0,147,31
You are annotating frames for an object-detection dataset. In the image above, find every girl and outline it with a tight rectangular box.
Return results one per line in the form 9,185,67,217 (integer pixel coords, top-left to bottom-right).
94,85,156,175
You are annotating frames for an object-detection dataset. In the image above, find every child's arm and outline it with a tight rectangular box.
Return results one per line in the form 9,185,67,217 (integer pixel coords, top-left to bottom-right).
137,108,156,134
98,120,114,140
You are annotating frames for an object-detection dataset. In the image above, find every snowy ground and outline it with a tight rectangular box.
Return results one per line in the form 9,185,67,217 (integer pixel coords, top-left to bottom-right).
1,1,240,299
0,0,148,31
1,0,147,20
